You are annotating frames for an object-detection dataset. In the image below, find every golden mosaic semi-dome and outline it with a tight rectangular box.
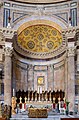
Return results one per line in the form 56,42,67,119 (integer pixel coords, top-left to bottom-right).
18,25,62,53
14,20,66,59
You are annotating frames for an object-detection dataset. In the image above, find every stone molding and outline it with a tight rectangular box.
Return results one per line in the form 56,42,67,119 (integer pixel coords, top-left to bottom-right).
0,31,5,45
14,32,66,59
76,29,79,46
36,5,45,16
4,47,13,57
62,26,77,39
68,46,76,57
0,28,16,39
11,0,68,3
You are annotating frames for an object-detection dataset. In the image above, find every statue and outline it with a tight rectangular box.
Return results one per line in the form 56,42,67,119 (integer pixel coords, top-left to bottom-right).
12,97,16,115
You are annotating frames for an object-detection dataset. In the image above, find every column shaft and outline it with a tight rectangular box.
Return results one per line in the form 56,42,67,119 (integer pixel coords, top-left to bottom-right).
67,47,75,112
4,47,12,105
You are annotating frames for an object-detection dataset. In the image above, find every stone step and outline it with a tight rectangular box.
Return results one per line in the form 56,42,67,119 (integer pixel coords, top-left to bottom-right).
10,114,72,120
10,116,60,120
10,114,61,120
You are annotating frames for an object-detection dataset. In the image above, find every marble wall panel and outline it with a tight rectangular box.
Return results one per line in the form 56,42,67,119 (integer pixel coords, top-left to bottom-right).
54,64,65,91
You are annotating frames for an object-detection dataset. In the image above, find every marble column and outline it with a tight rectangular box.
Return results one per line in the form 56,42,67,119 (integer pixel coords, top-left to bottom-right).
4,46,13,105
67,46,76,112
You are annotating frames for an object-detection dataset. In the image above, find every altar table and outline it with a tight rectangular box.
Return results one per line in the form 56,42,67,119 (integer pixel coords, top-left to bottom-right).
28,108,48,118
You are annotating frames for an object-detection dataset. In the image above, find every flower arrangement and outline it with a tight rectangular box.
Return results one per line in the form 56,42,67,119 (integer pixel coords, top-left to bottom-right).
65,100,70,115
66,101,70,106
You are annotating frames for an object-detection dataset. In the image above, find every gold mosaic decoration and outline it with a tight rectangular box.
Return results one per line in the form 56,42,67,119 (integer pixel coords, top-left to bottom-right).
18,25,62,53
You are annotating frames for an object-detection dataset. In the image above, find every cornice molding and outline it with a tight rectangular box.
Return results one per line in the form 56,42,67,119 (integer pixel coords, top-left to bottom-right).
8,0,71,4
0,28,16,39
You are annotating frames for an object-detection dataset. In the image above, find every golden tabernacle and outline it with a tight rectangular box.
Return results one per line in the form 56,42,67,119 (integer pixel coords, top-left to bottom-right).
28,108,48,118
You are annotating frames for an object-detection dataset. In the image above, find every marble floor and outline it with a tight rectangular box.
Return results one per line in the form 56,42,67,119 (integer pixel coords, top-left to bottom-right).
10,113,79,120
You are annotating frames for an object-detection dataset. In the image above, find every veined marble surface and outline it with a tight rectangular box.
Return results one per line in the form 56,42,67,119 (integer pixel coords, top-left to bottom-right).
10,113,79,120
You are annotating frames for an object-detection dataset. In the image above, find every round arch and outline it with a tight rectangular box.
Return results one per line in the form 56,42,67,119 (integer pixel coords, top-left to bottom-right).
13,15,68,31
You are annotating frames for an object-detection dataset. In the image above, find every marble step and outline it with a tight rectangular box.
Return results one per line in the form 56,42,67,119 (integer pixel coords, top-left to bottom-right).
10,116,60,120
10,114,61,120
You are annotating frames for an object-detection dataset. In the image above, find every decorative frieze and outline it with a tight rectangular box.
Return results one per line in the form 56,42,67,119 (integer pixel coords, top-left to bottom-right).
62,26,77,39
0,28,16,39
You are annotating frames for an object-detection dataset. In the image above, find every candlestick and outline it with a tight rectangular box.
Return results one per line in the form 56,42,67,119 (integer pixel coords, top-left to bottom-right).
19,96,22,103
53,97,55,103
24,97,27,103
63,97,65,103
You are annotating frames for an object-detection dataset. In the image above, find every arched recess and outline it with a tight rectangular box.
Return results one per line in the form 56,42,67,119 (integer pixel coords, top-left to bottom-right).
13,19,66,59
13,15,68,30
12,18,66,93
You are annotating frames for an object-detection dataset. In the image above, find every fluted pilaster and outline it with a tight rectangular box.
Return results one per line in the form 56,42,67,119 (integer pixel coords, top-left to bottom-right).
67,46,76,112
4,46,13,105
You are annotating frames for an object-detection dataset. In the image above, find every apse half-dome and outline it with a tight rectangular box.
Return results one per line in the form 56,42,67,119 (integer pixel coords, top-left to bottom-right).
18,25,62,53
14,20,66,59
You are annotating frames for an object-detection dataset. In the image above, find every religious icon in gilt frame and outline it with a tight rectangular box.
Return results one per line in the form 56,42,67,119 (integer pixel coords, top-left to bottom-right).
37,76,44,85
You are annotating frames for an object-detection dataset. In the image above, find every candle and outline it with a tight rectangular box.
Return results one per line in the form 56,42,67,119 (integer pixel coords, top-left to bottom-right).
13,88,15,96
63,97,65,103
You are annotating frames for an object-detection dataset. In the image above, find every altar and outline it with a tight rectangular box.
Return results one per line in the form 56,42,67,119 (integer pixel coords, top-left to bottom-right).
18,101,52,113
28,108,48,118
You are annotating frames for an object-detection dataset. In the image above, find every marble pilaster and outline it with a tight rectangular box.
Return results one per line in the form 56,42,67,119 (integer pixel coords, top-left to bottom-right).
77,49,79,72
64,58,68,100
47,65,54,91
4,46,13,105
27,64,34,90
67,46,75,112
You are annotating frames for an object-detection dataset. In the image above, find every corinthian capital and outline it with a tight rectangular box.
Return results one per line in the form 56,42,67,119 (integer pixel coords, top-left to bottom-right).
68,46,76,57
4,47,13,57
